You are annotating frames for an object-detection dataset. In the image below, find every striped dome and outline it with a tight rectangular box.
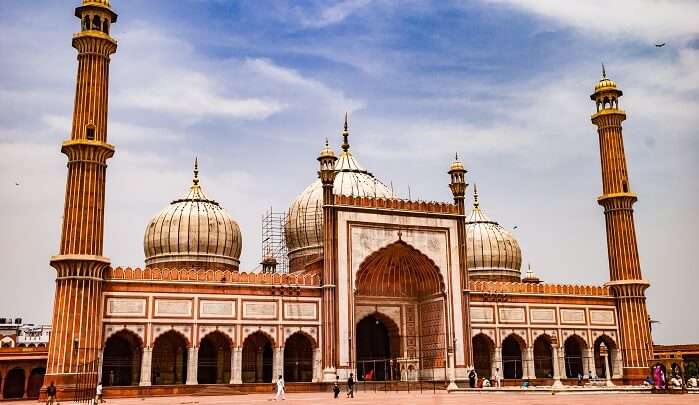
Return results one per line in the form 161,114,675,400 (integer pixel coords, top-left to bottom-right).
143,162,242,269
285,124,392,265
465,186,522,281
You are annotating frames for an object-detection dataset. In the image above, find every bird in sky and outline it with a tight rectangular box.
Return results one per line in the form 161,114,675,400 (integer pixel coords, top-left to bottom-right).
655,43,666,47
512,225,518,230
14,182,19,186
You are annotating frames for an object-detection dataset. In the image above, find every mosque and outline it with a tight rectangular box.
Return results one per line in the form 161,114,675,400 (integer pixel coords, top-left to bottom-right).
34,0,668,398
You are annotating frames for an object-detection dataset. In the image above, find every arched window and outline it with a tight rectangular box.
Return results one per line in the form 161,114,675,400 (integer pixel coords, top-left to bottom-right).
92,15,101,31
82,16,90,31
102,20,110,34
622,180,628,193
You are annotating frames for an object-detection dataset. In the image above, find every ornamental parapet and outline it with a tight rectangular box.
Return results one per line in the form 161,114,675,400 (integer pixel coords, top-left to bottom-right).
470,280,611,297
105,266,320,286
334,194,459,214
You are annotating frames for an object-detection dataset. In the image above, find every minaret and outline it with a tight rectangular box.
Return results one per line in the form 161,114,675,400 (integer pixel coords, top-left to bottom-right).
318,136,338,381
46,0,118,394
447,154,473,382
590,67,652,382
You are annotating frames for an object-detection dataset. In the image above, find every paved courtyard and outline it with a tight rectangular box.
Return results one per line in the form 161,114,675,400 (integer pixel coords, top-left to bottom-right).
5,392,697,405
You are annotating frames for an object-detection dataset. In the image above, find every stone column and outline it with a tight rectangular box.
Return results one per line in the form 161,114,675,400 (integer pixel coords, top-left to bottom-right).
447,350,458,390
312,348,321,383
97,349,104,384
551,346,563,387
524,347,535,380
23,368,30,399
139,348,152,386
602,352,614,386
230,347,242,384
186,347,198,385
613,350,623,379
493,347,502,380
586,348,595,379
273,347,284,382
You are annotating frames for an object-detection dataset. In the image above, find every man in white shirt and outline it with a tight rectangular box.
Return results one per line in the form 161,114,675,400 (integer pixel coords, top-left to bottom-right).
274,375,286,401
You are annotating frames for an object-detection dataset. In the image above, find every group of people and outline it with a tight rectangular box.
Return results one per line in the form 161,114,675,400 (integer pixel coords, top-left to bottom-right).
467,367,502,388
332,374,356,399
273,372,357,401
645,364,698,390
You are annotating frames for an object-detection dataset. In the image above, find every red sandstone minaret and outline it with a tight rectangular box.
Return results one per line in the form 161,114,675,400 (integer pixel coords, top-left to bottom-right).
319,127,339,381
46,0,117,396
591,66,652,382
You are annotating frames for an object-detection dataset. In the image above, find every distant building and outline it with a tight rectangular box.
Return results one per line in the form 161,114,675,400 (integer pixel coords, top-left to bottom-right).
0,318,49,399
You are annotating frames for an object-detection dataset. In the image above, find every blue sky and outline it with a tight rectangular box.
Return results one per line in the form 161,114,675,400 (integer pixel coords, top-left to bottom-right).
0,0,697,344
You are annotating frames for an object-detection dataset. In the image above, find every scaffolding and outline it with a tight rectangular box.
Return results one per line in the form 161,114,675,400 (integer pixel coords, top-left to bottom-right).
261,207,289,273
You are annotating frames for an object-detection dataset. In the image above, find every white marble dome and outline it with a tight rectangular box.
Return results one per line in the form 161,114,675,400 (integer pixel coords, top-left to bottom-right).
144,162,242,269
285,127,392,265
465,186,522,281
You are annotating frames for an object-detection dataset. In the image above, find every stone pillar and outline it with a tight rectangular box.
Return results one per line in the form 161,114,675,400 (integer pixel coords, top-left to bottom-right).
524,347,535,380
139,348,152,386
230,347,242,384
273,347,284,382
312,348,321,383
586,348,595,379
447,350,458,390
493,347,502,380
613,350,623,379
23,368,30,399
186,347,198,385
602,352,614,386
551,346,563,388
97,349,104,384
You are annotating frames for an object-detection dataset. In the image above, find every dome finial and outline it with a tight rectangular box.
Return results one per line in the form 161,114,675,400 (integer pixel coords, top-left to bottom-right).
341,112,350,152
193,157,200,186
473,183,479,209
601,62,606,79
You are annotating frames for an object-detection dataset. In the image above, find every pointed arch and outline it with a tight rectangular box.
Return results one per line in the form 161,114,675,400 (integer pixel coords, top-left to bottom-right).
102,330,143,386
473,333,495,379
198,331,232,384
151,327,191,348
563,334,587,378
283,332,314,382
103,326,144,348
241,327,276,348
283,328,318,349
355,240,445,299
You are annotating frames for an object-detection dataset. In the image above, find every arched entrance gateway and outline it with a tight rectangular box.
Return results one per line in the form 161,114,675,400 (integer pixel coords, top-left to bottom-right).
241,332,273,383
102,330,143,386
354,240,447,381
283,333,314,382
472,334,495,379
502,335,524,379
197,331,232,384
151,331,189,385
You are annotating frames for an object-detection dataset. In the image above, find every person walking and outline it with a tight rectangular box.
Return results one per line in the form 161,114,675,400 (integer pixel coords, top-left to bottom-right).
494,368,501,388
46,382,57,405
346,373,355,398
468,368,476,388
95,382,105,404
332,375,341,399
274,375,286,401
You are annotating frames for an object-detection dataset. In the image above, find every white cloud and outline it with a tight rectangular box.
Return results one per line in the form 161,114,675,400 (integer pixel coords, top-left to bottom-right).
484,0,699,42
294,0,373,28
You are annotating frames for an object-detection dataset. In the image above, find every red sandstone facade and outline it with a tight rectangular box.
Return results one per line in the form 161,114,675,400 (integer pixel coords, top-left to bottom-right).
33,1,688,398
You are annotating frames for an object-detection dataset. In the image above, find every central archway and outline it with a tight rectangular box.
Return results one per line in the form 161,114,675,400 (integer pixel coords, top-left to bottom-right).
356,314,400,381
283,333,314,382
354,240,447,379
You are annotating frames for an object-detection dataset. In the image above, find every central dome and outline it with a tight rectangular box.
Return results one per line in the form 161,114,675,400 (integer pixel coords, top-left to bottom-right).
285,120,392,272
144,161,242,270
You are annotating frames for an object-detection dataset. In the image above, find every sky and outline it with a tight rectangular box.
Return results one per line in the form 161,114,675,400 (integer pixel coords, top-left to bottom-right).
0,0,697,344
